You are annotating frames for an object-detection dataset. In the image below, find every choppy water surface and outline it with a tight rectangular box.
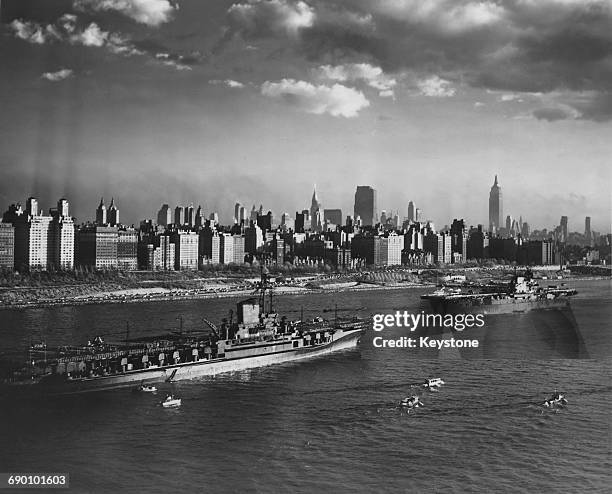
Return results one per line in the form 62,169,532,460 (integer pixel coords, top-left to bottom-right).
0,279,610,493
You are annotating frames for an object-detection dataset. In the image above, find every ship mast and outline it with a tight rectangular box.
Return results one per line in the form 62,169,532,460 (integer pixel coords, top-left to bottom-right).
258,267,273,314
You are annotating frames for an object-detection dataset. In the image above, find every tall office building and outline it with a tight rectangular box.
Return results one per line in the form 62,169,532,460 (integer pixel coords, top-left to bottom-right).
354,186,377,227
26,197,39,217
280,213,295,232
157,204,172,227
108,198,120,226
232,234,245,264
234,202,241,224
57,198,69,218
199,228,221,265
117,228,138,270
310,186,323,232
415,208,422,223
560,216,568,243
13,200,53,271
219,233,234,264
245,225,264,254
51,199,75,270
159,235,175,270
174,206,185,226
185,204,195,228
324,209,342,226
96,198,107,226
173,231,198,270
585,216,592,244
488,175,503,233
238,206,246,225
407,201,415,222
195,206,206,228
76,225,118,269
0,222,15,270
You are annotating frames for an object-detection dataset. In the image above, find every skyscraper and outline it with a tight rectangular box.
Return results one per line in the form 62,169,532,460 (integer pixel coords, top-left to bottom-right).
26,197,38,217
560,216,568,243
174,206,185,226
96,198,107,226
407,201,415,222
310,186,322,232
415,208,422,223
157,204,172,227
585,216,591,244
488,175,503,233
185,203,195,228
51,199,74,269
108,198,119,226
354,186,377,227
57,198,69,218
195,205,206,228
323,209,342,226
0,223,14,270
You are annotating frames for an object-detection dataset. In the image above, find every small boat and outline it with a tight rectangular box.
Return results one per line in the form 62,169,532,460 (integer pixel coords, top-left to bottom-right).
139,384,157,393
423,378,445,389
400,395,423,408
162,395,182,408
543,392,567,407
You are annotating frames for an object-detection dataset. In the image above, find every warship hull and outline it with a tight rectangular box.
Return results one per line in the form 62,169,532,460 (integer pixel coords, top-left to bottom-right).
6,328,363,395
422,295,572,315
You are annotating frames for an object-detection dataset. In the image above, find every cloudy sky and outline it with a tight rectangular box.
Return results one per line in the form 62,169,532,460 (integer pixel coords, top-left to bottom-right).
1,0,610,232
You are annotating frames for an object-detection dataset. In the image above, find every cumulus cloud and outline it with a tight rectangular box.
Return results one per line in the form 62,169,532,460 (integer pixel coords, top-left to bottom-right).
220,0,612,121
41,69,74,82
72,23,108,46
376,0,506,35
74,0,176,27
228,0,315,38
315,63,396,97
8,14,198,71
261,78,369,117
9,17,114,49
10,19,60,44
209,79,246,88
417,76,456,97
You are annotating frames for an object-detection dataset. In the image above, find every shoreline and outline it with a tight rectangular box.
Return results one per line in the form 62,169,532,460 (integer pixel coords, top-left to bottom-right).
0,281,435,311
0,273,607,311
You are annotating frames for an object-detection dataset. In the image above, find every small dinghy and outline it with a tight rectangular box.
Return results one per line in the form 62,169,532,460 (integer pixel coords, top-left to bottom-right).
423,378,445,389
139,384,157,393
543,392,567,407
162,395,182,408
400,395,423,409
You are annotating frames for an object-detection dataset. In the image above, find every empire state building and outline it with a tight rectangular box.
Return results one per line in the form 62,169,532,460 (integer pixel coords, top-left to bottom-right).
488,175,503,232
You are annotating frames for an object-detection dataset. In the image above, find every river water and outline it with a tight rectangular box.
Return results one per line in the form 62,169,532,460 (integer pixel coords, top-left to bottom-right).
0,279,610,493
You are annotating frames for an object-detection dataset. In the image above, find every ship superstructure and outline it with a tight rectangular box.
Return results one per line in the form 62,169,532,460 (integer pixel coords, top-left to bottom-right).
421,271,577,315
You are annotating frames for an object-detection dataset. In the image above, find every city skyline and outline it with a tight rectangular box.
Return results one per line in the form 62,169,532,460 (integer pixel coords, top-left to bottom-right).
2,184,606,236
0,0,610,231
